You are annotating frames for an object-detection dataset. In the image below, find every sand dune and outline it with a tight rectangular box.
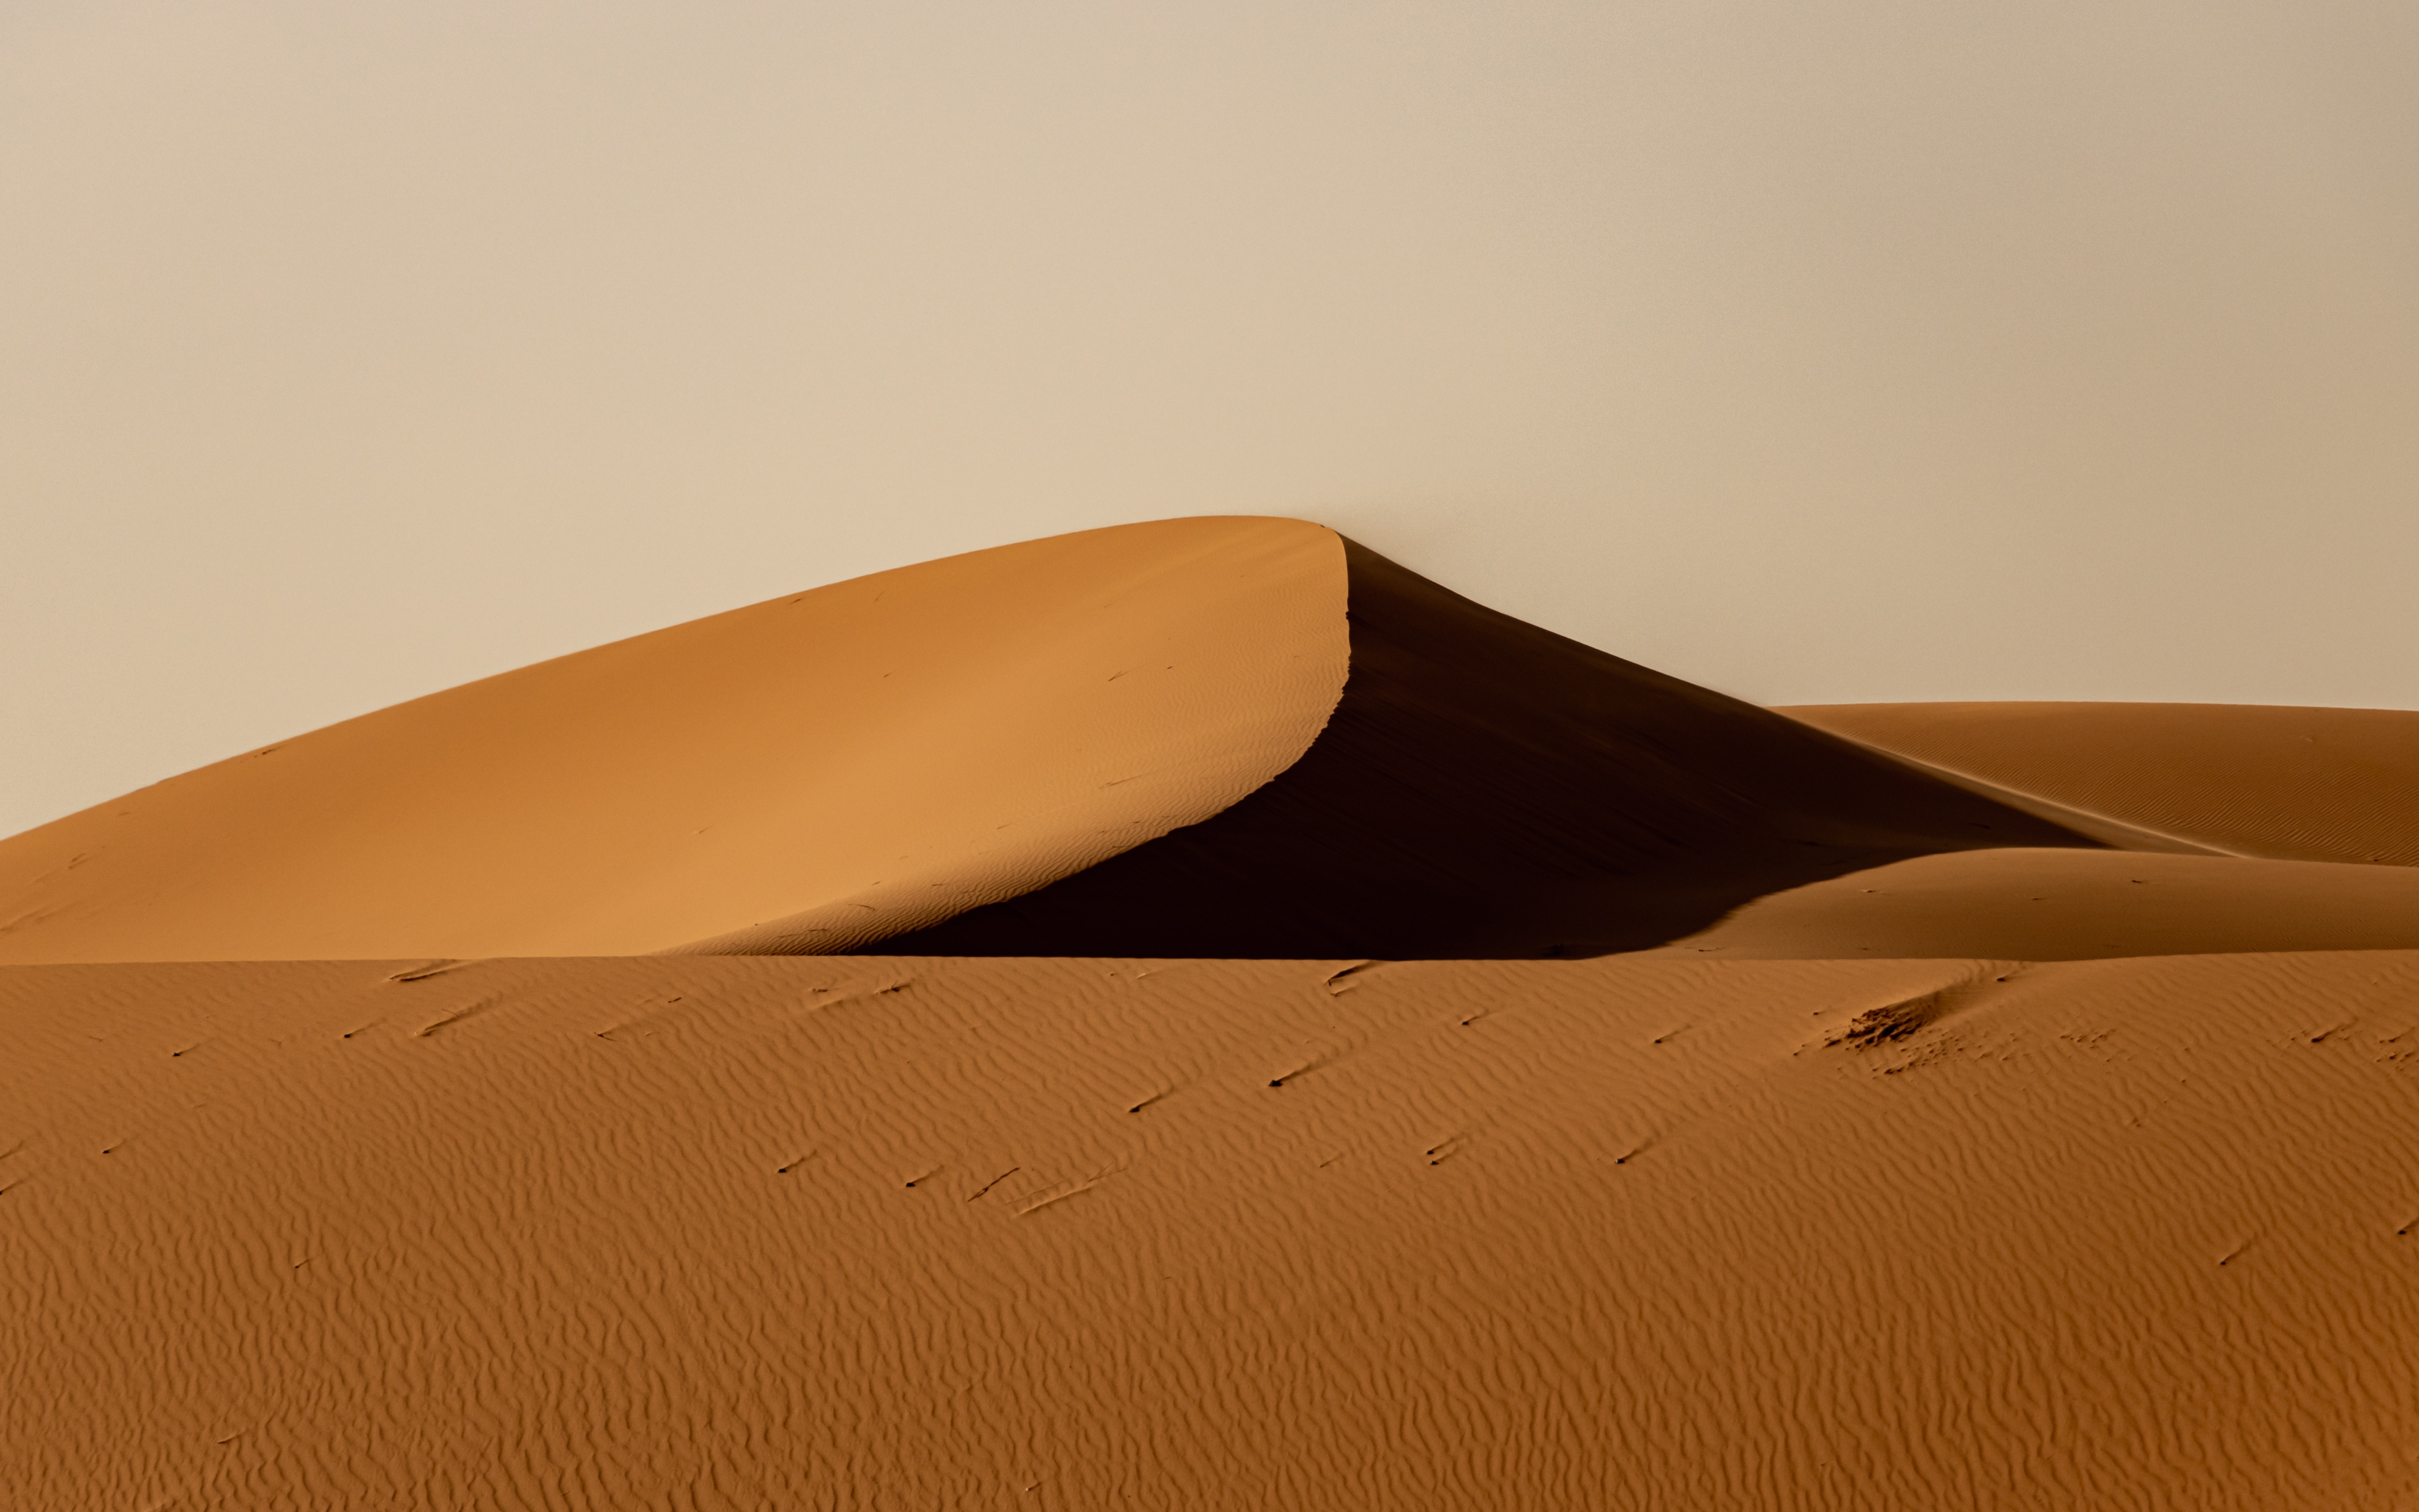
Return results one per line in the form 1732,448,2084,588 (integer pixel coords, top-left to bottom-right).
2,520,2103,964
1781,701,2419,867
7,518,2418,1506
6,522,2411,966
866,541,2098,957
1655,846,2419,960
0,518,1347,962
8,952,2418,1509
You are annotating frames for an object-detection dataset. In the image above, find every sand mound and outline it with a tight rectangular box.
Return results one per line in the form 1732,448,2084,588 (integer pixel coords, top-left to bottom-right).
8,520,2406,968
0,518,1348,963
1655,846,2419,960
2,521,2102,964
9,519,2416,1504
866,541,2097,957
9,952,2418,1508
1780,701,2419,867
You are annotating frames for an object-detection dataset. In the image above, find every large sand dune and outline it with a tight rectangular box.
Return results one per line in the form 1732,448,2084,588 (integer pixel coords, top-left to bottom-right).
7,953,2418,1509
870,542,2101,957
4,519,2114,964
0,518,1349,962
8,519,2419,1506
7,520,2417,970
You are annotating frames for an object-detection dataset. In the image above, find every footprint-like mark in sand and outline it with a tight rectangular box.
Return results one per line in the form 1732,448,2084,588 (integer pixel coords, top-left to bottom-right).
1015,1170,1117,1217
1323,960,1388,996
1825,966,2035,1053
967,1167,1021,1202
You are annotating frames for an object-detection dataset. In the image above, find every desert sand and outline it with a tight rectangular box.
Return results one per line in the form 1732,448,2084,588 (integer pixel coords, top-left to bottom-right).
1782,700,2419,867
0,518,1348,962
871,540,2103,958
1653,846,2419,960
6,518,2417,1507
8,952,2419,1508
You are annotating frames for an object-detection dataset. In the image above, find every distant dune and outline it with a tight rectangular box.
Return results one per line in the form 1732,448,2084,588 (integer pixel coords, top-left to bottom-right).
1653,847,2419,960
1781,700,2419,866
6,520,2419,1507
8,953,2418,1508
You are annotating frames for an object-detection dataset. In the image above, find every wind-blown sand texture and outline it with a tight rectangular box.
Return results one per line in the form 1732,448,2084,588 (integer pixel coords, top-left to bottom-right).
7,953,2419,1509
6,518,2419,1507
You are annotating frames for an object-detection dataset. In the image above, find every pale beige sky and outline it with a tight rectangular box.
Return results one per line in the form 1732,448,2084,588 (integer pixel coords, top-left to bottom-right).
6,0,2416,840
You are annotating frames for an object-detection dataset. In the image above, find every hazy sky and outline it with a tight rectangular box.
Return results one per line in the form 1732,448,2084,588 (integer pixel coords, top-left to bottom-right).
7,0,2416,839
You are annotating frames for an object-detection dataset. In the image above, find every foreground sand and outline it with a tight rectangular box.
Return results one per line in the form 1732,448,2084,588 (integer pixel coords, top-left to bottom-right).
9,953,2418,1508
7,520,2417,1506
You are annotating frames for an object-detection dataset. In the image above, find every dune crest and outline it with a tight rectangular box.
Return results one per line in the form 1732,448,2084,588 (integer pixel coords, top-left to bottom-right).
871,540,2099,957
10,520,2413,967
0,518,1347,962
9,520,2419,1506
3,519,2110,965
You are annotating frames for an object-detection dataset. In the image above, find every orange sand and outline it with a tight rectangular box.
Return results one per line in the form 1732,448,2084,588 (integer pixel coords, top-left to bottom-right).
0,518,1347,962
1655,846,2419,960
1781,701,2419,866
3,523,2108,965
812,540,2107,957
5,519,2417,1507
6,953,2417,1508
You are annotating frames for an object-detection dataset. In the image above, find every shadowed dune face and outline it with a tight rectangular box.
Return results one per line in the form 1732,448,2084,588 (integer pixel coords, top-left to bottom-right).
1779,702,2419,867
1653,847,2419,961
9,953,2419,1509
11,518,2419,1508
8,518,2409,967
0,519,2105,965
0,517,1347,963
874,540,2099,958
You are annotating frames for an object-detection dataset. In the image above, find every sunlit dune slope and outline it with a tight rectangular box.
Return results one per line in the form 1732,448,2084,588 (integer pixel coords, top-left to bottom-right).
8,953,2418,1509
1,519,2098,964
864,541,2097,958
0,517,1348,963
1654,847,2419,960
1779,702,2419,866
